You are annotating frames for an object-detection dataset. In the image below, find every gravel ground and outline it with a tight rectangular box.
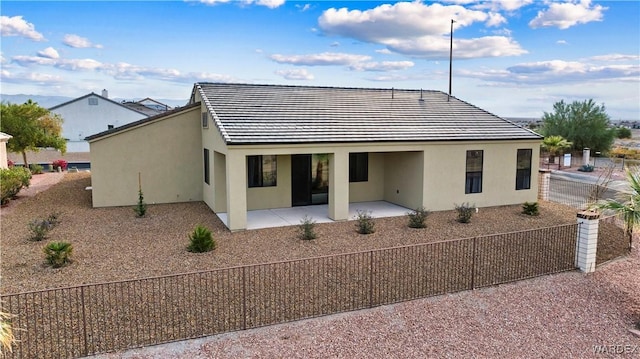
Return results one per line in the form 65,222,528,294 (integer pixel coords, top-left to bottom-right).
1,172,598,294
2,172,637,358
93,245,640,359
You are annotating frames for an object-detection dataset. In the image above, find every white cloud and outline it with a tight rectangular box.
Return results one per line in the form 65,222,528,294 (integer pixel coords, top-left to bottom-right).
296,3,311,12
195,0,284,8
37,47,60,59
467,0,534,12
275,69,315,80
1,69,63,84
350,61,415,72
529,0,607,29
556,40,568,45
0,15,45,41
459,59,639,85
589,54,640,62
63,34,104,49
270,52,371,66
318,2,525,59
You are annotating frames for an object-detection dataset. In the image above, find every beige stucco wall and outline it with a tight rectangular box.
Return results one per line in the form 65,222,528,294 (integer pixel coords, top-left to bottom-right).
89,107,202,207
246,155,292,210
421,140,540,210
383,151,425,210
349,152,385,202
0,133,11,169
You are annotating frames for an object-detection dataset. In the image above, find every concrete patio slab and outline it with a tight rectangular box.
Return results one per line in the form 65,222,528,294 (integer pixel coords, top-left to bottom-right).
216,201,411,230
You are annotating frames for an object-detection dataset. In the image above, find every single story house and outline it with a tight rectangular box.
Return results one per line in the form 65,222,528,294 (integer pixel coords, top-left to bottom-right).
87,83,542,231
0,132,12,169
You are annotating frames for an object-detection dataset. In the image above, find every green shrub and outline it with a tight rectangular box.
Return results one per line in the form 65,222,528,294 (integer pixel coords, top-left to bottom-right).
454,203,475,223
355,210,375,234
133,188,147,217
29,164,43,174
43,241,73,268
407,207,430,228
187,225,215,253
27,212,61,241
577,164,594,172
298,215,317,240
0,167,31,205
522,201,540,216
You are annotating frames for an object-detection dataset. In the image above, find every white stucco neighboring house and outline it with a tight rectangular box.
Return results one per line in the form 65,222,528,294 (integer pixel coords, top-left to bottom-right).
49,90,154,152
0,132,12,169
87,83,542,231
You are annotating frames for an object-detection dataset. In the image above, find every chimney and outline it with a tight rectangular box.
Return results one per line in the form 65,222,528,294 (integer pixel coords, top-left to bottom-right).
102,89,108,98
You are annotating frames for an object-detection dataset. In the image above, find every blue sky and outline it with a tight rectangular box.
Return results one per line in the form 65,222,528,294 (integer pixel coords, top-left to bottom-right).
1,0,638,120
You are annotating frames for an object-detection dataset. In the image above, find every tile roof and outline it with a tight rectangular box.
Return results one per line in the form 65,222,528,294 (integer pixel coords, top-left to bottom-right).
195,83,541,145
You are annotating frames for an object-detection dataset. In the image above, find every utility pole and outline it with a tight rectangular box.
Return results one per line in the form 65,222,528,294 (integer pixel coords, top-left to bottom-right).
448,19,456,101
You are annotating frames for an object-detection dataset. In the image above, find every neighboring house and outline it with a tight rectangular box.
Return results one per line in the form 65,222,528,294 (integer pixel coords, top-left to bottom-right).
87,83,542,231
49,90,169,152
0,132,12,169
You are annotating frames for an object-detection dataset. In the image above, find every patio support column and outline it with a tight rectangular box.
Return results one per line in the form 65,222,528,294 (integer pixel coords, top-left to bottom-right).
329,151,349,221
538,169,551,201
226,151,247,231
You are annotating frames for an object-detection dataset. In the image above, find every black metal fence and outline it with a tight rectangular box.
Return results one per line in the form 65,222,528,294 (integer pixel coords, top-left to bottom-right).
548,177,621,210
2,224,578,358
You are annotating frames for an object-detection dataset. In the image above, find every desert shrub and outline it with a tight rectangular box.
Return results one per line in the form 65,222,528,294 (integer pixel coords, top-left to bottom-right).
187,225,215,253
0,306,16,353
0,167,31,205
577,164,594,172
454,203,475,223
407,207,430,228
522,201,539,216
298,215,317,240
27,212,61,241
29,164,43,174
133,189,147,217
52,159,68,171
43,241,73,268
355,210,375,234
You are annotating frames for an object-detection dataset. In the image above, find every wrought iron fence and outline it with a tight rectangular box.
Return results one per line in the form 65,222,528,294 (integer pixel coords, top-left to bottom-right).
2,224,578,358
548,177,621,210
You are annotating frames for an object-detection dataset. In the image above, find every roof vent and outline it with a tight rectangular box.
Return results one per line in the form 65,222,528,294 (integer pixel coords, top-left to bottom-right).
102,89,108,98
419,89,424,102
391,87,394,99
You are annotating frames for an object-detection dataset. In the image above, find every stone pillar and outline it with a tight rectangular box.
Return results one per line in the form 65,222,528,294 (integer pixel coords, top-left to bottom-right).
576,210,600,273
538,169,551,201
583,148,590,166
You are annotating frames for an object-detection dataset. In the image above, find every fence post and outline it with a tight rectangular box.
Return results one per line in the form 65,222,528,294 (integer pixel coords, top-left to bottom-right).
576,210,600,273
538,169,551,201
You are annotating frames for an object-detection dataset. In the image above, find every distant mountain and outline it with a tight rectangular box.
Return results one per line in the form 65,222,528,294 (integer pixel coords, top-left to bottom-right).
0,94,189,109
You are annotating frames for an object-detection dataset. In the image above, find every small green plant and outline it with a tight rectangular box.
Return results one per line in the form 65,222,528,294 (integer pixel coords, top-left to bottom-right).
27,212,61,241
454,203,475,223
29,164,43,174
43,241,73,268
298,215,317,240
355,210,375,234
187,225,215,253
133,188,147,217
407,207,430,228
522,201,540,216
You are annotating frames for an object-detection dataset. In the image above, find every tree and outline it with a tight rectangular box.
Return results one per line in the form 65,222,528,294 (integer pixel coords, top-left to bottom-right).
595,168,640,253
0,100,66,167
617,126,632,139
541,135,572,164
540,99,616,153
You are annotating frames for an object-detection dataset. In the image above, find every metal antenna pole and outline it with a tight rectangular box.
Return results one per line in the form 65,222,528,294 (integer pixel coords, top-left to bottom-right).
448,19,455,100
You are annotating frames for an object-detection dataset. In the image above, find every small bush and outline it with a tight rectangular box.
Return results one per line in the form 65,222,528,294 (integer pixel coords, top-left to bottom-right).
0,306,17,353
522,201,539,216
355,210,375,234
454,203,475,223
52,159,68,171
407,207,430,228
28,212,61,241
187,225,215,253
43,241,73,268
29,164,43,174
133,189,147,217
6,159,14,168
0,167,31,205
577,164,594,172
298,215,317,240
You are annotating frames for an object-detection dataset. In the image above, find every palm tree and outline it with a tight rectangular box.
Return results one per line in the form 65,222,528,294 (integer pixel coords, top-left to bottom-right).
541,135,573,164
595,167,640,252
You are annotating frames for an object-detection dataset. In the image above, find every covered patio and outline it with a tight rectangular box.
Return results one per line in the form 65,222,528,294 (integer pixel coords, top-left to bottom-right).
216,201,411,230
